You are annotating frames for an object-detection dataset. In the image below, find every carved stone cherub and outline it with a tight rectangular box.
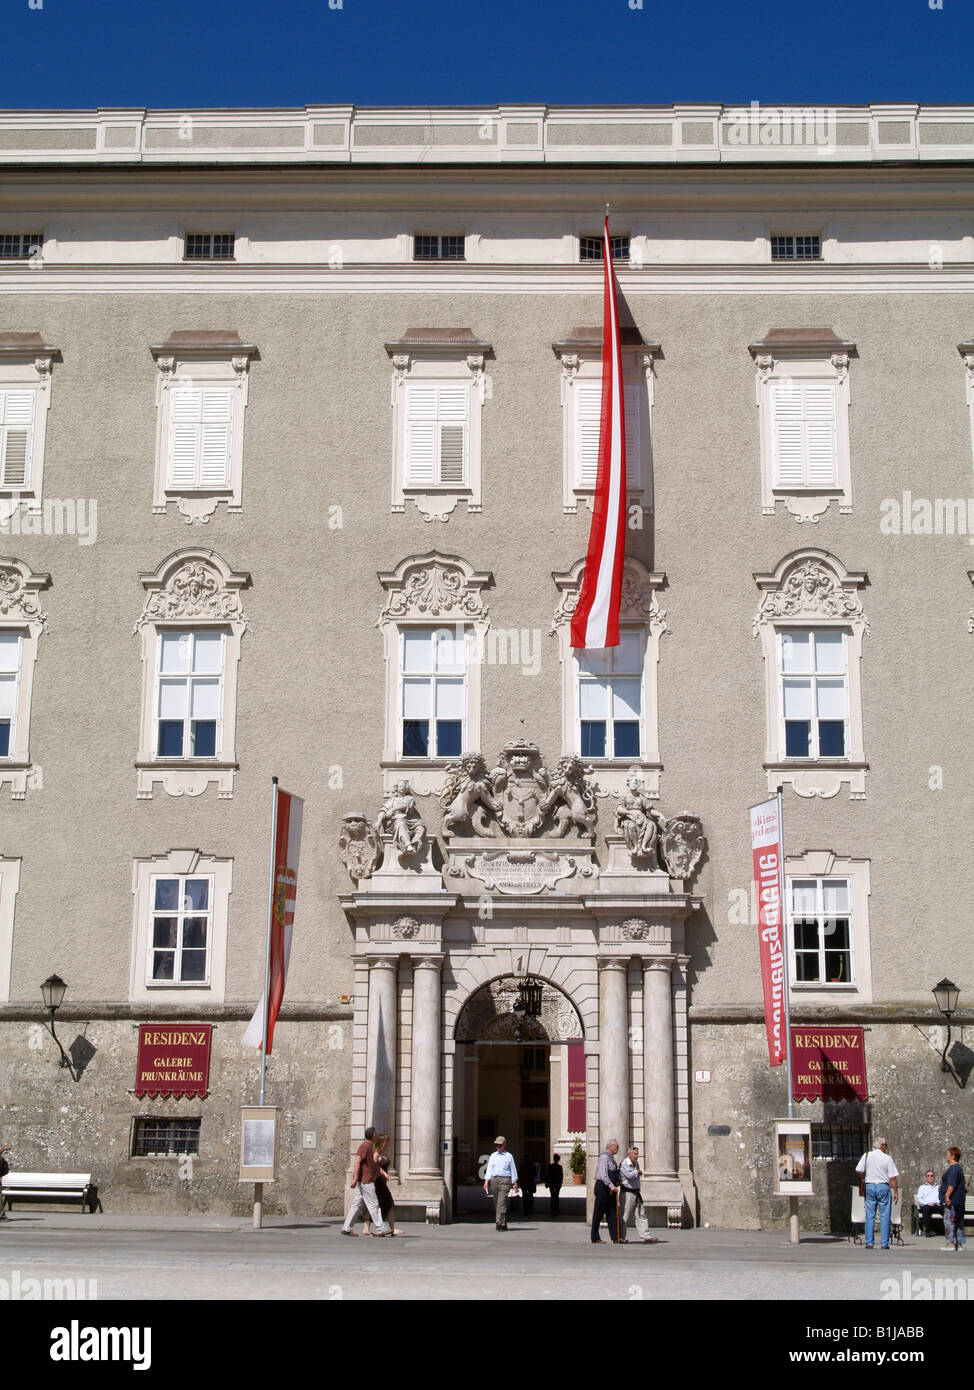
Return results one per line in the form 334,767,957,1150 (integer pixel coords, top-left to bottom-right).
339,813,382,883
614,767,661,861
376,779,427,860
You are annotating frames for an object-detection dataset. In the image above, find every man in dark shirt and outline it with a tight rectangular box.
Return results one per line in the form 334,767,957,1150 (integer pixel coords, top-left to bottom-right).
940,1146,966,1250
546,1154,563,1218
341,1126,390,1236
591,1139,622,1243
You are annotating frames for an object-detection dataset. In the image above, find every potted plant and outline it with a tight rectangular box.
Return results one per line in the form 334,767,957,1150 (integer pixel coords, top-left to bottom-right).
569,1138,586,1185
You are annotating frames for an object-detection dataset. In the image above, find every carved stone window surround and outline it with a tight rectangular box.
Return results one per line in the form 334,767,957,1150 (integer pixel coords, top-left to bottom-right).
151,331,258,524
958,342,974,471
385,330,492,522
750,329,856,523
0,335,59,514
551,556,668,799
377,551,492,793
134,549,250,800
784,849,872,1004
130,848,233,1003
754,549,868,800
0,855,21,1001
0,558,50,799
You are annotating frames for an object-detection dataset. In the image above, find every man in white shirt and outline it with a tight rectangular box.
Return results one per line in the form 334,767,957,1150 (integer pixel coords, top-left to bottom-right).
619,1146,659,1245
483,1135,519,1231
855,1137,900,1249
915,1169,942,1237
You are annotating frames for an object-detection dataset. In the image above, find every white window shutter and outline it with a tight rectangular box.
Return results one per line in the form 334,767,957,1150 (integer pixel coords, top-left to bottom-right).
199,388,233,488
168,388,203,487
435,385,468,484
0,390,35,489
771,383,806,488
404,385,437,485
575,383,602,488
803,383,839,486
623,382,641,489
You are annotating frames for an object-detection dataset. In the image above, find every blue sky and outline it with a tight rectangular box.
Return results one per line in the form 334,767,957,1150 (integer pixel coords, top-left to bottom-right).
2,0,971,110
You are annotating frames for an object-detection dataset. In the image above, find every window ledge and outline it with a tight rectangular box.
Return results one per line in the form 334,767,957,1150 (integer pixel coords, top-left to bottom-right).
136,762,236,801
765,490,852,523
765,760,867,801
0,761,35,800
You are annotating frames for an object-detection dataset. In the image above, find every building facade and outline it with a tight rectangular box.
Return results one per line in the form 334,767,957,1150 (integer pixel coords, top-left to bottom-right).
0,103,972,1229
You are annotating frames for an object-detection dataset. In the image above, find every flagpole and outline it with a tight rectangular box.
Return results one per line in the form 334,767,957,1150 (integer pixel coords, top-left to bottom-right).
777,783,799,1245
254,774,279,1230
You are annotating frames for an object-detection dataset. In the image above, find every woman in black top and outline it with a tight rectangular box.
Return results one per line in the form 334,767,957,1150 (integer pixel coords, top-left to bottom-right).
939,1146,966,1250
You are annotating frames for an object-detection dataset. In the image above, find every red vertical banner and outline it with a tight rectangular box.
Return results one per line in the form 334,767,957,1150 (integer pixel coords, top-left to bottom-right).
243,787,304,1054
750,797,787,1066
567,1040,586,1130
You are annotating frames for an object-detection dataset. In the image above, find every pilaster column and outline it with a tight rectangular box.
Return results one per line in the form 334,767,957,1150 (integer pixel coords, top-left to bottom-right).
366,957,398,1142
643,956,677,1177
598,957,630,1147
410,955,443,1175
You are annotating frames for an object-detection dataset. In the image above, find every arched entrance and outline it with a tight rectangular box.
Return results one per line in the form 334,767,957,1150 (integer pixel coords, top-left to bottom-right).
452,975,587,1219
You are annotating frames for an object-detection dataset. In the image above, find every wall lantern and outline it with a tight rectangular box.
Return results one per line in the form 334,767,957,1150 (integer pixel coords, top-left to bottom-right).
932,977,966,1089
40,973,79,1081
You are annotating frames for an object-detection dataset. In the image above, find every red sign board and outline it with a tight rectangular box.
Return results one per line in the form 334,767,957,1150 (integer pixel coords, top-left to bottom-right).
790,1025,868,1102
135,1023,212,1099
567,1040,586,1130
750,797,786,1066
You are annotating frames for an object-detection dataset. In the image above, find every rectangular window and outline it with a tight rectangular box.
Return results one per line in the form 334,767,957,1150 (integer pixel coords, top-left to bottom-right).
0,234,43,261
155,629,226,759
167,386,234,489
789,876,853,985
580,234,630,263
400,626,466,758
779,629,848,759
0,390,35,489
184,233,235,261
404,384,469,486
148,874,213,984
810,1124,869,1161
0,632,22,758
413,234,465,261
132,1117,202,1157
574,381,641,489
771,380,839,488
771,234,821,261
577,630,643,759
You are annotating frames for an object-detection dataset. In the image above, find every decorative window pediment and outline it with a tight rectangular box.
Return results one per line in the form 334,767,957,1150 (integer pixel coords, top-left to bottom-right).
377,551,492,792
135,550,250,801
386,329,492,522
151,330,257,523
750,328,855,523
552,327,660,515
0,333,58,516
754,550,868,800
551,556,667,798
0,557,50,799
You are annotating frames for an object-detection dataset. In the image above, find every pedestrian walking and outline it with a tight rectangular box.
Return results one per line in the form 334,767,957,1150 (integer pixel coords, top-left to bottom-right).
619,1145,659,1244
0,1145,9,1222
591,1139,622,1243
519,1152,537,1217
483,1136,519,1230
363,1135,400,1237
939,1146,966,1251
341,1125,391,1237
915,1169,942,1237
545,1154,563,1218
855,1136,899,1250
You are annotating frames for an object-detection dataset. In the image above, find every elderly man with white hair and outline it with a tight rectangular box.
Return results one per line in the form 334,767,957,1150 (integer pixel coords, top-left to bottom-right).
591,1139,622,1243
855,1136,899,1250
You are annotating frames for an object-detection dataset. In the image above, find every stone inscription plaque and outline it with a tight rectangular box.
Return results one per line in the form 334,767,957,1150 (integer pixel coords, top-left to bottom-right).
460,850,579,895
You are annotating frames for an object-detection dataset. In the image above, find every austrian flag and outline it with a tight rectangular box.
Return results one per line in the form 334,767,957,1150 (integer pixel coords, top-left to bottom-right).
243,785,303,1055
570,215,628,651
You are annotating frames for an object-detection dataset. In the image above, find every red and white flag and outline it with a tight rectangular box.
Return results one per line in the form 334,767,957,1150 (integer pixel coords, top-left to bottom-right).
750,796,787,1067
571,215,628,651
243,786,303,1054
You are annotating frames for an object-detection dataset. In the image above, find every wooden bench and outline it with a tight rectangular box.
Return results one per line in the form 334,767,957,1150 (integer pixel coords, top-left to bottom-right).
1,1172,100,1214
910,1203,974,1237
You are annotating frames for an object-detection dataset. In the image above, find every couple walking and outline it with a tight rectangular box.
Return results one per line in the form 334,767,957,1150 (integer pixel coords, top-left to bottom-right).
591,1140,659,1244
341,1126,399,1237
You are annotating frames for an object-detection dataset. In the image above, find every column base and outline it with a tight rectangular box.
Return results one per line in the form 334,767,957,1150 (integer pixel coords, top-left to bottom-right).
387,1175,448,1223
641,1174,694,1228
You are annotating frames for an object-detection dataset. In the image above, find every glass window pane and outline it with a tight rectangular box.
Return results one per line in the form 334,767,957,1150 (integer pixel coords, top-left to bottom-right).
822,879,851,917
152,917,177,948
824,951,849,983
191,679,221,720
158,679,187,719
159,632,191,674
0,634,20,673
434,628,466,673
151,952,175,981
823,917,850,950
402,678,431,718
180,950,207,983
580,722,606,758
790,880,818,918
181,917,208,949
154,878,179,911
614,631,642,674
434,720,462,757
780,630,811,673
402,720,428,757
579,680,608,718
192,630,224,674
183,878,210,912
402,629,433,674
613,722,640,758
157,720,184,756
611,678,641,720
783,679,812,719
816,680,846,720
0,721,10,757
435,679,463,719
784,721,810,757
793,918,820,951
795,953,821,983
0,675,16,719
813,630,845,674
577,649,609,676
191,721,217,757
817,721,845,757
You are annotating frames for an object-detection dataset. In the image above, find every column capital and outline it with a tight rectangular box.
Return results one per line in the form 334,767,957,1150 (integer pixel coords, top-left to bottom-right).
412,954,445,971
365,954,399,972
642,955,677,974
597,954,631,973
